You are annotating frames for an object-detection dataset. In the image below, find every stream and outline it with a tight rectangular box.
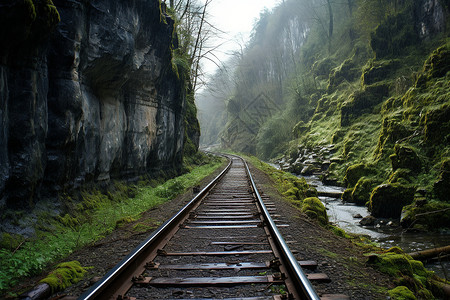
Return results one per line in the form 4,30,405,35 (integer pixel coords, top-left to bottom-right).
302,174,450,279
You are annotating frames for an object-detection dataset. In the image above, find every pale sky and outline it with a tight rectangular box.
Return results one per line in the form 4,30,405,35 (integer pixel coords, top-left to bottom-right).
203,0,281,76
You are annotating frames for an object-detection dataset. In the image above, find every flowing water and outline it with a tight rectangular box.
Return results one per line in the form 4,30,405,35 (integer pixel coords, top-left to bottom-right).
302,174,450,279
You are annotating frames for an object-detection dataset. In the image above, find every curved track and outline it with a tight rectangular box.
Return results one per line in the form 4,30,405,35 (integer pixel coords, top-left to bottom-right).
78,155,345,300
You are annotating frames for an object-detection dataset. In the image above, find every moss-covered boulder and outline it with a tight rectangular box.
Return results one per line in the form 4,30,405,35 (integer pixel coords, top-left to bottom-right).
388,168,413,185
422,103,450,147
370,183,415,218
434,158,450,202
361,59,400,85
388,286,417,300
327,58,360,92
352,177,381,206
39,261,87,293
390,144,421,173
367,247,437,299
400,201,450,230
301,197,328,226
374,117,412,158
340,84,389,126
343,163,377,187
312,57,335,77
416,42,450,86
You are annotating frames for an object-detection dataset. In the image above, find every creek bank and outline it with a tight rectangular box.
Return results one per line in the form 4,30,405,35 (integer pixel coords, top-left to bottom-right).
274,146,450,278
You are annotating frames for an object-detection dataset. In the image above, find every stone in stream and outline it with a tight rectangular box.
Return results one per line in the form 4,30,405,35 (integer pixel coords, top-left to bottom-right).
359,216,376,226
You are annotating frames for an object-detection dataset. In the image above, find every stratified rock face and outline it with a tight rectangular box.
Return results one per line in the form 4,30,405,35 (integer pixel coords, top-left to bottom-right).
0,0,187,208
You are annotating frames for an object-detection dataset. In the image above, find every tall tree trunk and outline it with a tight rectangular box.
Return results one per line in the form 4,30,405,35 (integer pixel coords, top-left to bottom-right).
327,0,333,53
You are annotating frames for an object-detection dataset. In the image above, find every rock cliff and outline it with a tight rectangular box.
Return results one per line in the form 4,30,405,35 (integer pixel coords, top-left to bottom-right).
0,0,190,209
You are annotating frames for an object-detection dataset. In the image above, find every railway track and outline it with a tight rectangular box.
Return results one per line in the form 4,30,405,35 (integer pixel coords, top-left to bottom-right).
78,155,348,300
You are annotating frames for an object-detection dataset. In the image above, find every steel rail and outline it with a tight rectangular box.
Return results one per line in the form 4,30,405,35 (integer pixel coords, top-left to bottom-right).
242,157,321,300
78,157,232,300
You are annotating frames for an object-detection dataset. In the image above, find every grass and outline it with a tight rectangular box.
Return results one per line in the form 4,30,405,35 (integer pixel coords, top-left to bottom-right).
0,155,224,296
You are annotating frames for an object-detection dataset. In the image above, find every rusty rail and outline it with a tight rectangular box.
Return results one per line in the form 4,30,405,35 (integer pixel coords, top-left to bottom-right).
244,158,320,300
78,154,325,300
78,158,232,300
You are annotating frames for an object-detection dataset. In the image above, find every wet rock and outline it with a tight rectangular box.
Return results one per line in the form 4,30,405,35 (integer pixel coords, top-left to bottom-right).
300,165,316,175
342,188,353,203
353,214,363,219
369,183,415,218
360,216,376,226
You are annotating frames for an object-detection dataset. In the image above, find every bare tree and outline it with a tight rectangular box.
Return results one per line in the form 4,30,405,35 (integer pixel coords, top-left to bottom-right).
169,0,223,92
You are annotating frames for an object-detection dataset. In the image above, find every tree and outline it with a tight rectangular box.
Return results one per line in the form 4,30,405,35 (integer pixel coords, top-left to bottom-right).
168,0,222,91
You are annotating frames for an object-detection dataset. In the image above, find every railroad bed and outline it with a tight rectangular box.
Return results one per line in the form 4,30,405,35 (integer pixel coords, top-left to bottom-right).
79,155,348,300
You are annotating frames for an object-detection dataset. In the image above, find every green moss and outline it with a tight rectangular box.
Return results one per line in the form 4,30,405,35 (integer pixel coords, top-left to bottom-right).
340,86,387,127
400,201,450,230
416,41,450,86
342,188,353,202
132,220,159,233
374,116,413,158
115,216,138,228
344,163,377,187
328,225,352,238
352,177,381,206
370,183,415,218
369,5,418,59
39,261,87,293
388,286,417,300
361,59,400,85
390,144,421,173
327,58,360,92
422,103,450,147
368,247,437,299
301,197,328,226
0,233,25,251
58,214,80,230
282,186,300,201
292,121,309,137
312,57,335,77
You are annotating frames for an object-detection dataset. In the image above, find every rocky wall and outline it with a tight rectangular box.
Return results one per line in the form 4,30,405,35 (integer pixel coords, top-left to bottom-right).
0,0,188,209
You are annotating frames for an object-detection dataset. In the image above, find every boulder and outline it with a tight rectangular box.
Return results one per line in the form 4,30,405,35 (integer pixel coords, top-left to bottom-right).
300,165,317,175
343,163,376,187
352,177,381,206
389,144,421,173
370,183,415,219
360,215,376,226
301,197,328,226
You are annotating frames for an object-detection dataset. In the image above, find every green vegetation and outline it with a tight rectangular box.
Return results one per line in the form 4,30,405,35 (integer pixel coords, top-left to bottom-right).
39,261,88,293
301,197,328,226
0,155,223,295
367,247,447,299
244,155,331,227
388,286,417,300
199,0,450,230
